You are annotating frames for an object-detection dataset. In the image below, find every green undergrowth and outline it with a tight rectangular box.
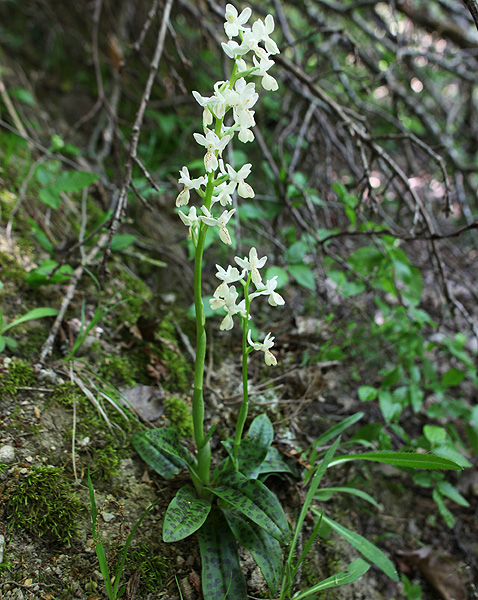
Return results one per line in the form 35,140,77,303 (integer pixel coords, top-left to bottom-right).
124,541,171,594
4,466,83,543
0,250,26,286
50,383,134,481
156,318,191,391
110,269,153,329
164,395,193,437
0,359,35,396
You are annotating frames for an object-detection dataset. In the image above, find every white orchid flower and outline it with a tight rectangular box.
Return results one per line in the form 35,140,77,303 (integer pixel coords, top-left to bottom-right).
176,167,207,207
234,247,267,285
211,181,235,207
193,129,231,172
247,330,277,366
178,205,200,239
221,39,248,59
235,78,259,110
253,15,280,55
226,163,254,198
215,264,245,285
235,58,248,74
224,4,252,38
250,275,285,306
209,283,246,330
238,125,254,143
200,207,236,245
252,56,278,91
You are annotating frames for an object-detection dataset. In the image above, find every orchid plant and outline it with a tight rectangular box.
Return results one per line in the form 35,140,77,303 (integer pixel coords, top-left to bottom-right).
127,5,467,599
132,5,293,598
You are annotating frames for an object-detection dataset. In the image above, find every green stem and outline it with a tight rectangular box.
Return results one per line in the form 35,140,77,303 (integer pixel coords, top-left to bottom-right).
191,174,216,491
191,114,226,493
233,275,251,463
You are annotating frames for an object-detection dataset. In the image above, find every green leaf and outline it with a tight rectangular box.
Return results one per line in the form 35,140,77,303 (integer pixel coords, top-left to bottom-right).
26,260,73,289
286,438,342,581
408,383,424,413
28,220,54,253
358,386,377,401
210,472,290,543
292,558,370,599
441,368,466,387
110,234,137,251
287,264,315,290
198,508,247,600
432,489,455,528
311,413,364,449
13,87,35,105
436,481,469,507
430,446,471,468
53,170,99,192
329,451,462,470
234,414,274,478
0,337,6,353
39,187,61,209
131,431,186,479
223,508,282,594
319,514,398,581
1,307,59,334
285,241,308,264
378,389,401,422
3,336,18,350
423,425,447,444
314,487,380,508
256,446,297,477
163,486,211,542
145,427,197,469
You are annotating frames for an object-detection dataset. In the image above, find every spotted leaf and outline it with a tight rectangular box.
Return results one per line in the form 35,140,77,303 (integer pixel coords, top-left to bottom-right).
223,508,282,594
146,427,197,469
163,486,211,542
257,445,297,477
132,431,185,479
198,508,247,600
210,471,290,544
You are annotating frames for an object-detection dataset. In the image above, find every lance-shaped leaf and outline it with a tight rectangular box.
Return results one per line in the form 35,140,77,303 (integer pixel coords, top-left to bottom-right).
146,427,197,469
328,451,462,470
315,513,398,581
132,431,185,479
234,414,275,478
292,558,370,599
257,445,297,478
163,486,211,542
210,471,290,544
198,508,247,600
223,508,282,594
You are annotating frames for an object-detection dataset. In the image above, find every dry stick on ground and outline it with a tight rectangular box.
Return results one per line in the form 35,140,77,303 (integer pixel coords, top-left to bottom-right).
100,0,174,279
463,0,478,31
37,232,109,365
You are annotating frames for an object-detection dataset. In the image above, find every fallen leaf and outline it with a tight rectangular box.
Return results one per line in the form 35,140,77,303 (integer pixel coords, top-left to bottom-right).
120,384,165,421
397,546,468,600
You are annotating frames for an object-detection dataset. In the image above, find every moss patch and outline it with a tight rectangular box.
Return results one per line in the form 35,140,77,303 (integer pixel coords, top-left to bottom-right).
5,466,83,543
0,359,35,396
125,542,171,593
164,395,193,437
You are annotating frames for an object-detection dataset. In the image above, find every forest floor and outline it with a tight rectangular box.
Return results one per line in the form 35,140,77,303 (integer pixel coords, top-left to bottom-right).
0,214,477,600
